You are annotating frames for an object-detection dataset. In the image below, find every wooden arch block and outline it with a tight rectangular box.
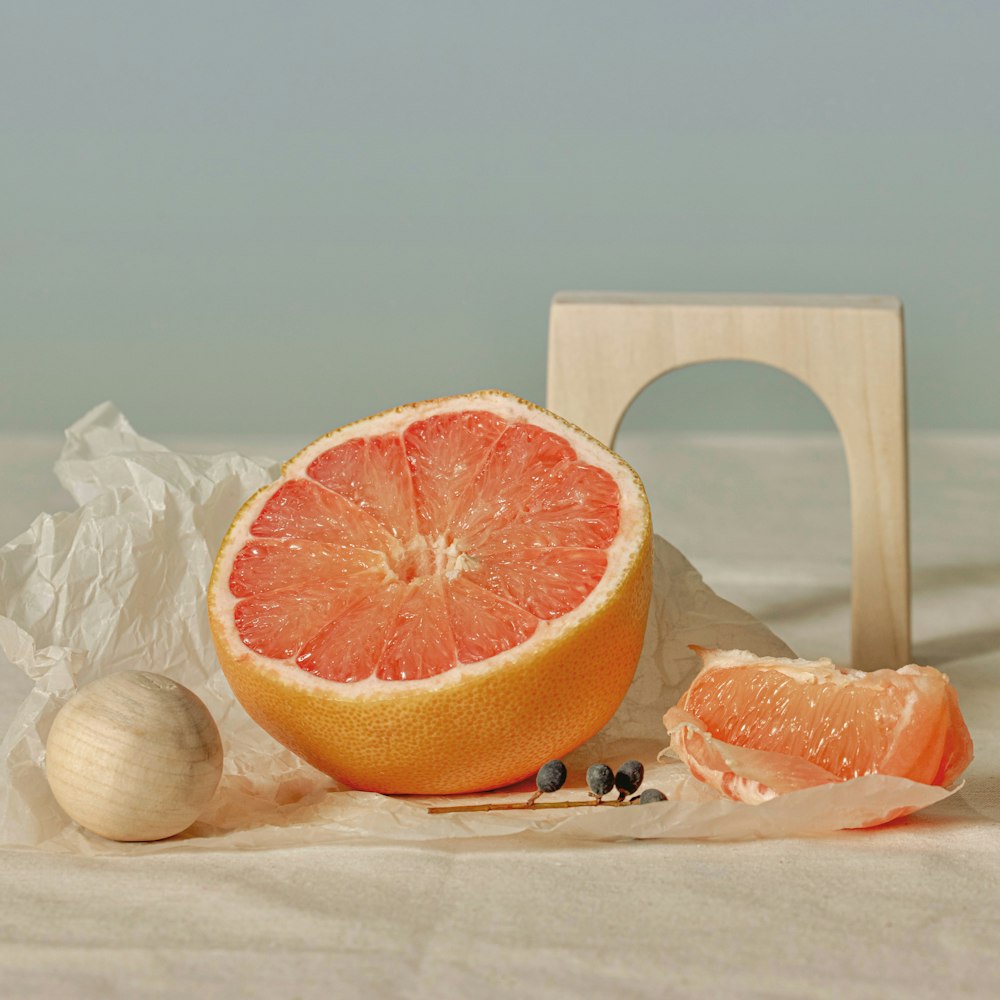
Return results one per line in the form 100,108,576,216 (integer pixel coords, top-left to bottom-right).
547,293,911,670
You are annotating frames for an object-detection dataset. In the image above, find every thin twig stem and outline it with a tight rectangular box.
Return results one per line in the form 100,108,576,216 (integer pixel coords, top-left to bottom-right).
427,798,631,815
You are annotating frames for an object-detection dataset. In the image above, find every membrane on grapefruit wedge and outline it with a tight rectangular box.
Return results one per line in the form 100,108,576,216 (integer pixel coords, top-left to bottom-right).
665,647,973,806
208,391,652,794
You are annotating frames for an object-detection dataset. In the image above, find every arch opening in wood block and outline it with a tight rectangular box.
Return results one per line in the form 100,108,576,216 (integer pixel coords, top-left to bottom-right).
615,359,852,664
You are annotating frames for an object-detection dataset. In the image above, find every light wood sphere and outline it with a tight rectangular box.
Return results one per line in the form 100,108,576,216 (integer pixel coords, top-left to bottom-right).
45,671,224,842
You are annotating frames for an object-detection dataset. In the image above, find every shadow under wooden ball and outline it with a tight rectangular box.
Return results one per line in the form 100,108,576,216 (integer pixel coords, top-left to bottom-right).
45,671,224,842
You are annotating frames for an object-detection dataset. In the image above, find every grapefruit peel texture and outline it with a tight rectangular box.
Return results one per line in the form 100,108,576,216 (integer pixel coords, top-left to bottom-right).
662,647,974,827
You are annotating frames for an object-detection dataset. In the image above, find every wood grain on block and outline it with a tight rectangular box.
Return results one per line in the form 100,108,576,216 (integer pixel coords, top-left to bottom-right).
547,293,910,670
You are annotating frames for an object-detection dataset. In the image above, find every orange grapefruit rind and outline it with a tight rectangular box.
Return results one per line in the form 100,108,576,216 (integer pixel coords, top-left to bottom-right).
208,391,653,795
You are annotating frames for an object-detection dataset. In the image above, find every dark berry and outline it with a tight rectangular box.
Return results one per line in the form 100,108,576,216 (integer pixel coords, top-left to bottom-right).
615,759,644,796
638,788,667,804
586,763,615,798
535,759,567,794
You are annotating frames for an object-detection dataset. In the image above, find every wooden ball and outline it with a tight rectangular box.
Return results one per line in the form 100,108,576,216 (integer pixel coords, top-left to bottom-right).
45,671,224,842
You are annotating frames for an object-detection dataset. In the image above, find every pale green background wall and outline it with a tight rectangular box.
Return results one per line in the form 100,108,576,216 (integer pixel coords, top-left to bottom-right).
2,1,998,437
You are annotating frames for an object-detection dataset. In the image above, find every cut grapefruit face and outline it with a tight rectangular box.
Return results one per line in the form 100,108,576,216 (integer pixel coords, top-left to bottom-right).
208,391,652,794
665,647,974,807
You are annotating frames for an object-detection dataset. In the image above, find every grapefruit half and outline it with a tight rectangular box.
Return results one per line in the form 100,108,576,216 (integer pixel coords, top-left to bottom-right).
665,647,974,805
208,391,652,794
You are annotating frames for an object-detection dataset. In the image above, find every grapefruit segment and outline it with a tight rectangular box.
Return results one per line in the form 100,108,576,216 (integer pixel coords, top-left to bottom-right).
403,410,507,537
666,647,974,806
376,577,457,681
444,576,538,664
297,583,407,683
251,479,395,550
667,707,839,802
235,589,366,661
471,463,621,552
937,684,976,786
307,434,418,541
451,422,578,541
208,391,653,794
229,540,388,599
465,547,607,620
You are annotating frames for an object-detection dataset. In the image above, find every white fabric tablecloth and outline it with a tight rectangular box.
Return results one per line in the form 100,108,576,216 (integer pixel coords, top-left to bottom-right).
1,428,997,999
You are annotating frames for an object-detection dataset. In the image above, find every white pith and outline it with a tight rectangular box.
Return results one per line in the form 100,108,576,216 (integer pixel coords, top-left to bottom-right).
695,648,943,689
209,391,650,701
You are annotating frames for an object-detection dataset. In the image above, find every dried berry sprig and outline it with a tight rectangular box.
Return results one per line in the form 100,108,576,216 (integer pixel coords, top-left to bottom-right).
427,759,668,814
427,798,634,814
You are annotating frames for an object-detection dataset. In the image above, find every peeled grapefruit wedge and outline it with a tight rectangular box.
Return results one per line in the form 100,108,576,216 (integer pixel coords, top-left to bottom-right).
665,647,974,806
208,391,652,794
